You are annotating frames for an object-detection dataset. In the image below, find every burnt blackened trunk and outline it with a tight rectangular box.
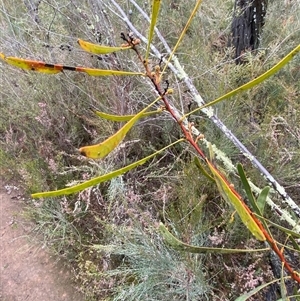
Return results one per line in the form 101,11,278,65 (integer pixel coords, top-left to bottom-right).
231,0,268,63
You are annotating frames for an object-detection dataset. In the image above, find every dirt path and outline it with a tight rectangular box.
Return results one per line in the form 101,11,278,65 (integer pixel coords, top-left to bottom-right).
0,182,85,301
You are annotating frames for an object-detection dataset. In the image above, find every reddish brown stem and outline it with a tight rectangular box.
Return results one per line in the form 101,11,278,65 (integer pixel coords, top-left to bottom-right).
210,160,300,283
132,45,300,284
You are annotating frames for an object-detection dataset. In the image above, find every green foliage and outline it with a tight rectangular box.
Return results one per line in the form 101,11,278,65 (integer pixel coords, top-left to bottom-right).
234,278,283,301
145,0,161,60
93,225,209,301
237,163,269,216
1,0,300,300
27,197,82,255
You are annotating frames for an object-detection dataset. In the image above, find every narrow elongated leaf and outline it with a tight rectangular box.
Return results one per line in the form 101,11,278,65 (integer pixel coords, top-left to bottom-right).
276,241,300,254
145,0,161,60
31,139,184,198
1,56,62,73
210,44,300,105
280,266,288,301
160,0,203,80
207,160,266,241
194,157,215,182
187,44,300,116
237,164,272,237
79,97,161,159
276,296,300,301
289,236,300,252
92,108,162,122
235,278,284,301
0,53,144,76
258,217,300,239
237,163,260,214
256,186,269,216
159,223,269,254
78,39,131,54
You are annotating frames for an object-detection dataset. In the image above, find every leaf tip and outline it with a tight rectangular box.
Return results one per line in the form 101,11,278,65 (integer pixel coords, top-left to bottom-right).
31,192,42,199
79,147,87,157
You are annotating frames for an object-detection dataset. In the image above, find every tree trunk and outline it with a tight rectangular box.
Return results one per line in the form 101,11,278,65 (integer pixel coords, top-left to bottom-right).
230,0,268,64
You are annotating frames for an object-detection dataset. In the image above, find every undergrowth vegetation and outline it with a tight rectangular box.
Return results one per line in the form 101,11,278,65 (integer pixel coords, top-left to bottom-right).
1,0,300,300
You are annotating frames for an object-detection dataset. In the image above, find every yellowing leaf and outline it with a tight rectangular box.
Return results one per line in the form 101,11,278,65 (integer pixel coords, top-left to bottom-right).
31,139,184,198
1,55,62,74
145,0,161,60
206,159,266,241
79,97,161,159
0,53,144,76
92,108,162,122
78,39,131,54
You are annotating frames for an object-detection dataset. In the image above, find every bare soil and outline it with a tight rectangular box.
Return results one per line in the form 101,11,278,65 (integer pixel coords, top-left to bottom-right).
0,181,85,301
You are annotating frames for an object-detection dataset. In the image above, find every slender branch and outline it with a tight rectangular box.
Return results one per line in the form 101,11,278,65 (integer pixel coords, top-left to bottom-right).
135,27,300,284
109,0,300,220
107,0,300,283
